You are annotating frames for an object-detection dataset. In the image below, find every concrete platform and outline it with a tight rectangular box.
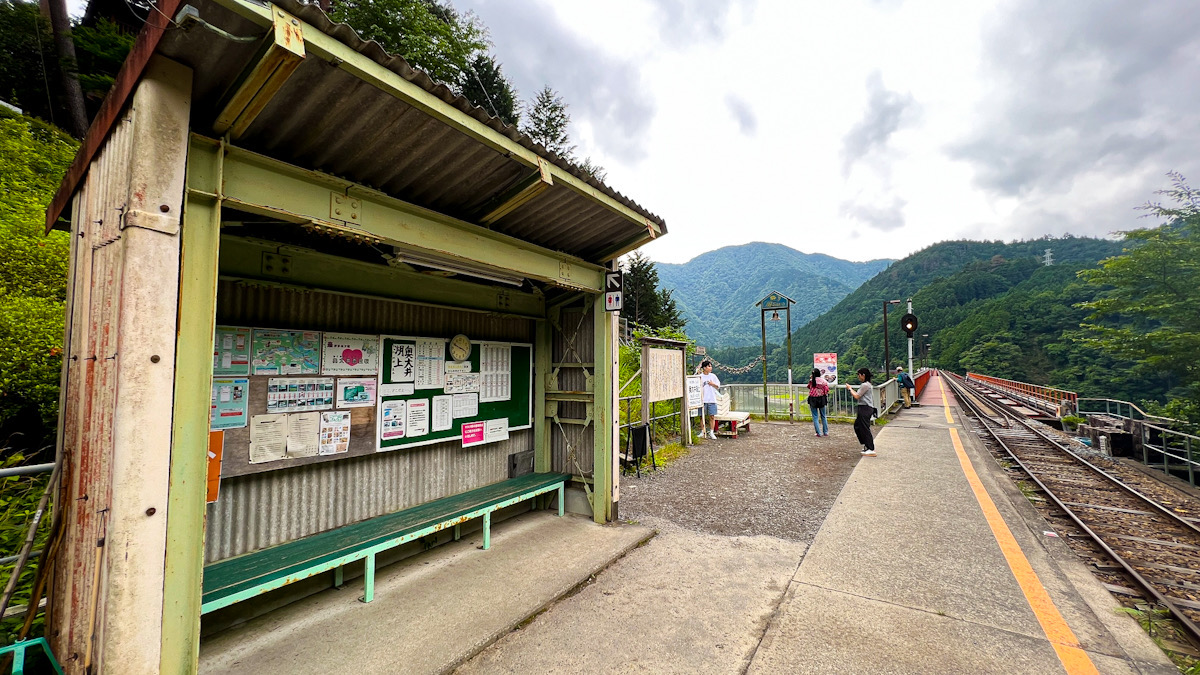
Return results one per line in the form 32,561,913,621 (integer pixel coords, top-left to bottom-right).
197,511,652,674
748,375,1176,674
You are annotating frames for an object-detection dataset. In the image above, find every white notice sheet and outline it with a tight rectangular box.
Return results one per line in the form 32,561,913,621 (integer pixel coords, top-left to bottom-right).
249,414,287,464
452,393,478,418
480,343,511,403
432,395,453,432
406,398,429,437
415,339,446,389
380,399,407,440
319,411,352,455
286,412,321,458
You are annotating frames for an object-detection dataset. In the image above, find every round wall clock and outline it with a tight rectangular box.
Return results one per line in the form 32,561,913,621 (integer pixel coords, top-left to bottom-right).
449,334,472,361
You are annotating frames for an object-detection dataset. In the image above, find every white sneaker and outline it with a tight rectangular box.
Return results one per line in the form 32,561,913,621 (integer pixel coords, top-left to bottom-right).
707,431,718,440
861,449,876,457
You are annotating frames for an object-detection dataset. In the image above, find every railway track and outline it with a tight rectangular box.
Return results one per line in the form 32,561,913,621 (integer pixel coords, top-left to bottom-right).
944,372,1200,648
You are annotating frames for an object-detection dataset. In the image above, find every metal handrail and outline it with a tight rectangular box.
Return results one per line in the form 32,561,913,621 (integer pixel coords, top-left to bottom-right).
966,372,1078,406
1078,397,1192,429
0,463,54,479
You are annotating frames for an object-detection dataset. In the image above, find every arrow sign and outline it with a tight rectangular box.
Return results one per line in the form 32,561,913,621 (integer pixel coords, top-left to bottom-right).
605,271,623,312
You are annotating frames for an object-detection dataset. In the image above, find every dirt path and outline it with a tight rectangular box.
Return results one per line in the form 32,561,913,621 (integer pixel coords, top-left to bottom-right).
619,421,867,542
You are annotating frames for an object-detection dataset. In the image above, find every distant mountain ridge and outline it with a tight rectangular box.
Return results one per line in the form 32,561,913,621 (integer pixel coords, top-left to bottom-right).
656,242,893,348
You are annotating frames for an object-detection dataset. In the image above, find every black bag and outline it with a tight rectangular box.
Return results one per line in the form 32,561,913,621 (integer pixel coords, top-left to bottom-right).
808,394,827,409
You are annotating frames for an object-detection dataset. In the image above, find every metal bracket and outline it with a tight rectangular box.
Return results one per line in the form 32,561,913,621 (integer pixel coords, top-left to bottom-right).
547,401,558,418
559,261,572,280
261,252,293,277
330,193,362,224
120,209,179,236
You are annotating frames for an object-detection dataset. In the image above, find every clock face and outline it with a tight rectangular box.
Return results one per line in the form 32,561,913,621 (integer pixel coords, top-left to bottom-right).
449,334,471,362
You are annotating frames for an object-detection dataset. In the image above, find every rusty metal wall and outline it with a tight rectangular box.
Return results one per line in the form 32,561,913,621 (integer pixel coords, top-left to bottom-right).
551,305,594,475
51,108,136,662
205,280,535,561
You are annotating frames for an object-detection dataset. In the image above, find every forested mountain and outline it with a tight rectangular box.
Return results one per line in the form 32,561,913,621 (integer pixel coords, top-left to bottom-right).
711,236,1151,402
656,242,892,348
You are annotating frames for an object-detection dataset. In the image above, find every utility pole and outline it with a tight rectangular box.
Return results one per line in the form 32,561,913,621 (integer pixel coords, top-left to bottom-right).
882,299,901,374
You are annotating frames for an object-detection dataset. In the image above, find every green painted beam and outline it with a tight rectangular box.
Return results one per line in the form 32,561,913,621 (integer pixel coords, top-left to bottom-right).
162,192,221,673
188,136,605,292
206,0,664,239
591,296,614,523
534,319,551,473
219,236,546,318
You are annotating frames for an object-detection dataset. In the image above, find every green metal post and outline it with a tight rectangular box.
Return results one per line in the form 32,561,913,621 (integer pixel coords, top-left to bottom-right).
558,484,565,516
593,295,614,523
786,304,793,423
334,565,343,588
534,319,551,473
483,512,491,550
761,309,769,422
361,554,375,603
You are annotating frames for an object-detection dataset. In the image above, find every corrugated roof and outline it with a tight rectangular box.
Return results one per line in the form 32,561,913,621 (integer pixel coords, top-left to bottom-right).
48,0,666,263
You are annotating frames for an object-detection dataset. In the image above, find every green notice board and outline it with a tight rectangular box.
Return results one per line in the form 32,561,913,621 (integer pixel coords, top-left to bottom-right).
376,335,531,452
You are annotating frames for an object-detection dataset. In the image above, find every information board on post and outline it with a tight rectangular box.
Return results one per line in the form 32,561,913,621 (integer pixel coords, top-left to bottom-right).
686,375,702,417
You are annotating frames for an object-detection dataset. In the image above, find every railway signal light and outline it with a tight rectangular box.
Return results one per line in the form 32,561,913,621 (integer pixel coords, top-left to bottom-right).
900,313,918,338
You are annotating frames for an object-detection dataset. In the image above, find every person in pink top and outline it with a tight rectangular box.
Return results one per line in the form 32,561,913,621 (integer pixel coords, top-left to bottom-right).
807,368,830,436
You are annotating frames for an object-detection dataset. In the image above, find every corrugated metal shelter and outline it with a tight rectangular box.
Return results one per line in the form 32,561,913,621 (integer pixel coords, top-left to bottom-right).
44,1,666,672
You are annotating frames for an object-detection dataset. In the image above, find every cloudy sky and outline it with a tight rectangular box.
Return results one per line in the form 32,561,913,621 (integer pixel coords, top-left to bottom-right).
452,0,1200,263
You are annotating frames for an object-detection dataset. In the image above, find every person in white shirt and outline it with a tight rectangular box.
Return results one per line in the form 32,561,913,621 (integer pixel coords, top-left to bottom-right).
700,360,721,440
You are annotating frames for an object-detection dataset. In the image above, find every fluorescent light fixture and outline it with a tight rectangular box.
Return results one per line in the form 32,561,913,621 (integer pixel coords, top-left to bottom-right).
384,249,525,286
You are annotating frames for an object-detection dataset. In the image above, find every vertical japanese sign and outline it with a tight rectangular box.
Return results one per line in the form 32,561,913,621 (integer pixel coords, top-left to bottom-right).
814,353,838,386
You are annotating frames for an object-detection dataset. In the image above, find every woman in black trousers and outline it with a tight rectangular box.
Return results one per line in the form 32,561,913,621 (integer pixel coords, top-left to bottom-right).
846,367,876,457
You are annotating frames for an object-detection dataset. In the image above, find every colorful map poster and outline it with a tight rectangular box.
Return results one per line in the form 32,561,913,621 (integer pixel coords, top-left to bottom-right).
322,333,380,376
210,378,249,430
252,330,321,375
213,326,252,376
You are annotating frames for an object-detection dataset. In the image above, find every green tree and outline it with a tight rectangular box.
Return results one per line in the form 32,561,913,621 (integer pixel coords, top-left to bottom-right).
621,252,685,331
460,53,519,126
0,1,60,123
329,0,487,87
1079,172,1200,420
0,110,76,447
522,85,573,157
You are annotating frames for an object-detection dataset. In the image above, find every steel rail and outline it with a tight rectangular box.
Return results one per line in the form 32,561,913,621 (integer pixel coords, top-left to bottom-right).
945,372,1200,644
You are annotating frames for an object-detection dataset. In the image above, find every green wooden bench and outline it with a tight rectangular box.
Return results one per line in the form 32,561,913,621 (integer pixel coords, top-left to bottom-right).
201,472,571,614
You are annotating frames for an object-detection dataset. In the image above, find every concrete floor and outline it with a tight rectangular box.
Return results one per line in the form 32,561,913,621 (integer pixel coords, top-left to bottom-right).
200,378,1179,674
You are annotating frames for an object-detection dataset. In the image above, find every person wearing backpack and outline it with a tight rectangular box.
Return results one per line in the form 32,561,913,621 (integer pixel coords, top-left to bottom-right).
807,368,830,436
896,366,916,408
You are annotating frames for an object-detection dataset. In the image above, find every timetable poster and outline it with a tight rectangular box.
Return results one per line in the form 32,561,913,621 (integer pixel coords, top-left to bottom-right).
213,326,252,376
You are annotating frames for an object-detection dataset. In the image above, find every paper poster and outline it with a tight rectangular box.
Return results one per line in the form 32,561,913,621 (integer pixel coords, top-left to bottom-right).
686,375,702,410
252,330,321,375
461,421,486,447
452,393,478,418
480,343,511,403
814,352,839,386
379,383,415,397
207,431,223,503
213,326,252,376
432,395,453,432
249,414,287,464
336,377,377,408
415,338,446,389
380,399,407,440
322,333,380,376
210,377,249,431
406,398,429,438
320,411,352,455
266,377,335,413
286,412,321,458
445,361,472,374
484,418,509,444
390,342,416,383
445,373,480,394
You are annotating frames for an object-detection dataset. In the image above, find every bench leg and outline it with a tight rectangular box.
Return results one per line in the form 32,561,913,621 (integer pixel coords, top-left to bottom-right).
483,512,491,550
360,554,375,603
334,564,344,588
454,523,461,541
558,484,565,516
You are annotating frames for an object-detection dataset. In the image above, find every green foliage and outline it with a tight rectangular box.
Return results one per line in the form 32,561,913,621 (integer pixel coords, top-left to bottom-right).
0,110,75,446
1,453,53,646
618,325,694,446
656,242,892,349
622,252,684,331
521,85,573,158
0,1,59,123
460,53,519,127
1078,173,1200,421
330,0,488,87
71,18,134,105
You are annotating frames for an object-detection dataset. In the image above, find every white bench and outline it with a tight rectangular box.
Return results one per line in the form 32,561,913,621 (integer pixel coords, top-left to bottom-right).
713,392,751,438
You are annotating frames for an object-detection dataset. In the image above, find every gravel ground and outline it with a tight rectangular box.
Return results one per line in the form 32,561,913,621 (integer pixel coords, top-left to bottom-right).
619,421,875,543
